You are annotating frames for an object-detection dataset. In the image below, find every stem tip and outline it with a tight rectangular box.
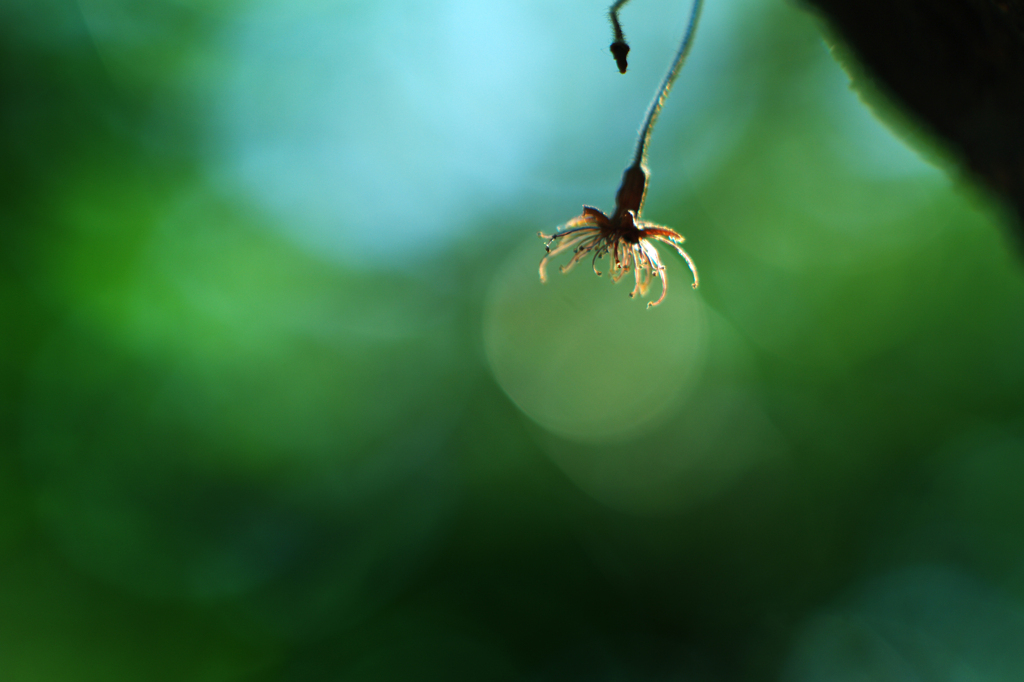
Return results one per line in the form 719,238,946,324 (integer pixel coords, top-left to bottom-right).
610,41,629,74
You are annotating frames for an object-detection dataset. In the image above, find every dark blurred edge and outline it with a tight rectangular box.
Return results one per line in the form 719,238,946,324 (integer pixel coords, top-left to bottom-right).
800,0,1024,244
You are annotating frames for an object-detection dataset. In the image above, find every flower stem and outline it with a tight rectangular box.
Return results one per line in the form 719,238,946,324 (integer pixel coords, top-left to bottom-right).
608,0,632,73
609,0,704,171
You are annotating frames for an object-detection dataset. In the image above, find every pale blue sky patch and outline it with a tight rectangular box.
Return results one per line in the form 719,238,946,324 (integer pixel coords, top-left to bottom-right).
209,0,747,267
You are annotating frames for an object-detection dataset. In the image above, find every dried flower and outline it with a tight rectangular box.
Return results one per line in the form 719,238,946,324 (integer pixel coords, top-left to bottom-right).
539,0,703,308
539,169,697,308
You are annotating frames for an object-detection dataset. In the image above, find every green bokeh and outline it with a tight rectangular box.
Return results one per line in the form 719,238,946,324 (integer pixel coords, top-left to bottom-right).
4,0,1024,680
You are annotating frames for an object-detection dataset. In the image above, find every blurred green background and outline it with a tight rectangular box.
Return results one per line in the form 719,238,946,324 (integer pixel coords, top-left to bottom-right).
4,0,1024,680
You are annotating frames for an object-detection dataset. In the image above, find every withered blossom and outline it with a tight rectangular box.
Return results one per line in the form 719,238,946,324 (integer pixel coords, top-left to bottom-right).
539,167,697,308
539,0,703,308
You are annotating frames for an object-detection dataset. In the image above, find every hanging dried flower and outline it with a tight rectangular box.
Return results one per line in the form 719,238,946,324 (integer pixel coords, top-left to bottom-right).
540,0,703,308
539,170,697,308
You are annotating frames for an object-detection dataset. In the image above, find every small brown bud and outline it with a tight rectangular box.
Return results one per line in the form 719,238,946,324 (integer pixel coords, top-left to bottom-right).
610,41,630,74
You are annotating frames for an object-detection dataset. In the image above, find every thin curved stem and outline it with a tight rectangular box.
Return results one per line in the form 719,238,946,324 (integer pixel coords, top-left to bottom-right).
609,0,630,44
615,0,704,170
608,0,632,73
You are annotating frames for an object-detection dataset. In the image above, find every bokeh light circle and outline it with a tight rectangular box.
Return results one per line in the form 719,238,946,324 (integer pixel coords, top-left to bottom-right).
483,234,708,442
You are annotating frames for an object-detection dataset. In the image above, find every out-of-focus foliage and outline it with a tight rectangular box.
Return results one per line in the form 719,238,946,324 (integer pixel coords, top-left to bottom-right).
3,0,1024,680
